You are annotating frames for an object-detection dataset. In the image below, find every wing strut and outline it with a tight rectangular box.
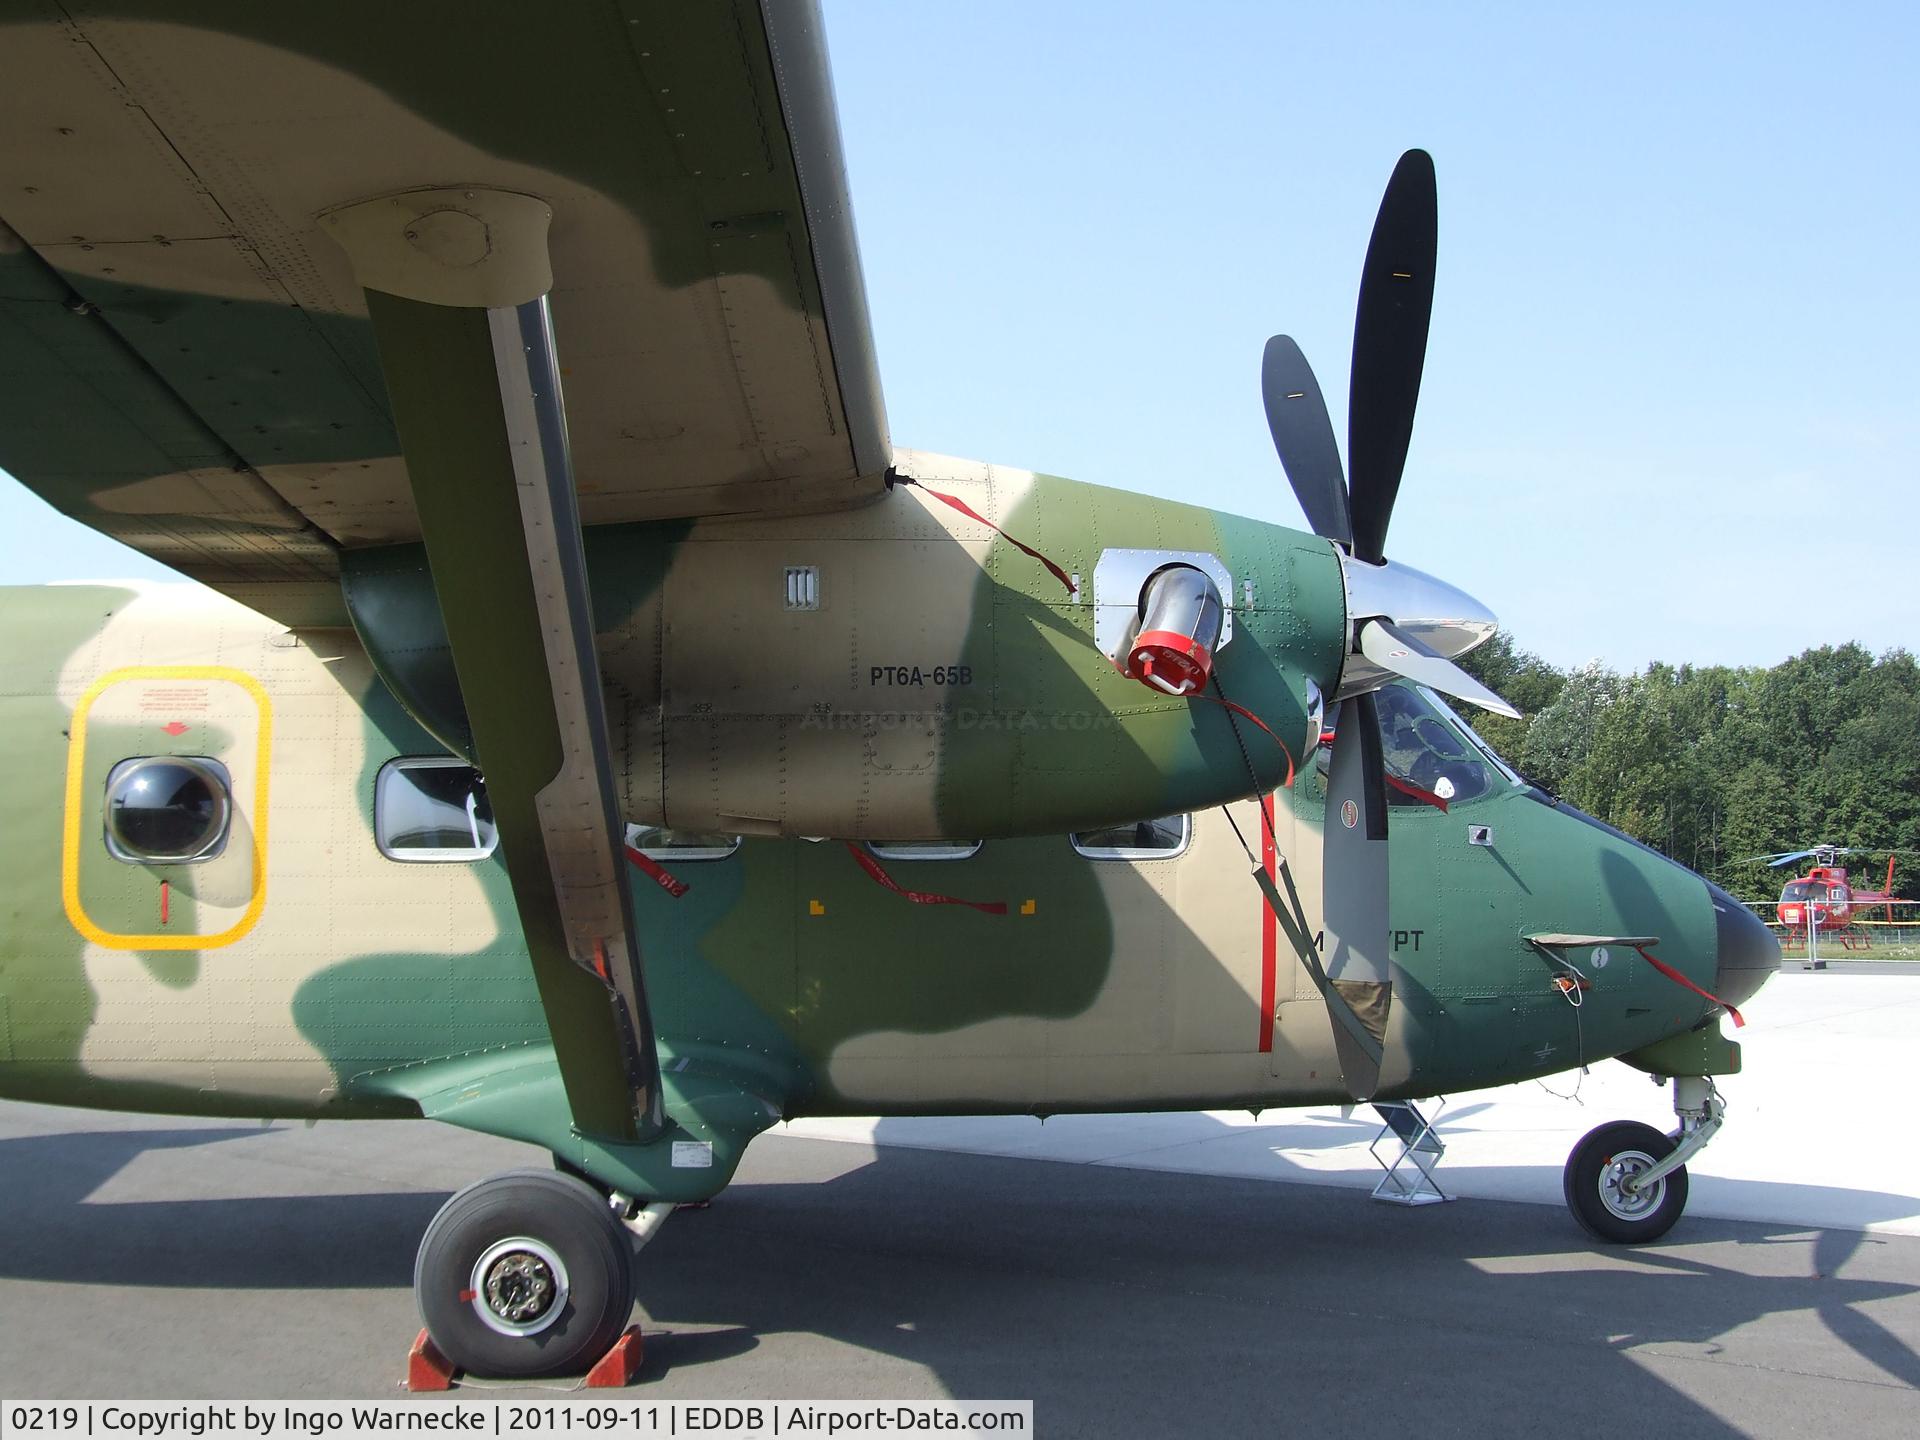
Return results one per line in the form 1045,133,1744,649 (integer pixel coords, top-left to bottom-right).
326,189,662,1143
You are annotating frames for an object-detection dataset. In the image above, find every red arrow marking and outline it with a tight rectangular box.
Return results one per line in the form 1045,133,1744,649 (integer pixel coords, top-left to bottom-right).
161,721,189,736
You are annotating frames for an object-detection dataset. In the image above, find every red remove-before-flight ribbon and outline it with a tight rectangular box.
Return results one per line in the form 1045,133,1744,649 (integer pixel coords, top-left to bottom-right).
624,844,689,898
1384,773,1450,812
846,843,1008,914
898,478,1078,597
1631,944,1745,1028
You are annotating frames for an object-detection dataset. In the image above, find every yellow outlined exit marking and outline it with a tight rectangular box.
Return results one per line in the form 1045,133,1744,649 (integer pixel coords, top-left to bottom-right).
62,665,271,951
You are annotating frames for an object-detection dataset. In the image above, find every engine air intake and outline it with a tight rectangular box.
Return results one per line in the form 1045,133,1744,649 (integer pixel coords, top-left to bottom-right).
1122,565,1225,697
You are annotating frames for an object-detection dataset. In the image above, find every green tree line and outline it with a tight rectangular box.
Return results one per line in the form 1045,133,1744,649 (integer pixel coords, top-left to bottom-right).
1457,637,1920,905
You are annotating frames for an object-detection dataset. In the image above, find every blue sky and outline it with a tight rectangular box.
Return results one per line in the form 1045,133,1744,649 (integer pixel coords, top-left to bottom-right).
4,2,1913,672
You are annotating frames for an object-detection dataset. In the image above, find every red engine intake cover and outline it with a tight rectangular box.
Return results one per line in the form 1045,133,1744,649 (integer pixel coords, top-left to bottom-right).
1128,629,1214,696
1120,565,1225,697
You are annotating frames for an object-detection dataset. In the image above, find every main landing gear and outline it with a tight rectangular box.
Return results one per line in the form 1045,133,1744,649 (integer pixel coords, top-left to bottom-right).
1563,1076,1725,1244
414,1169,675,1378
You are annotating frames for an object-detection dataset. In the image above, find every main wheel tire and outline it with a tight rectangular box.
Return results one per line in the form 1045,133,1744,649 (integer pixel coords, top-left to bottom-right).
1563,1120,1689,1245
416,1169,634,1379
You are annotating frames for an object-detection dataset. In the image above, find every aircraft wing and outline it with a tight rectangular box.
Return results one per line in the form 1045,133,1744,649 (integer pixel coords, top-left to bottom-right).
0,2,889,1154
0,0,888,627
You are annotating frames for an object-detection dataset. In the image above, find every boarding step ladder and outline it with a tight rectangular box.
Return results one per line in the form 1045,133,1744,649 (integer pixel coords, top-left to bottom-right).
1368,1098,1451,1205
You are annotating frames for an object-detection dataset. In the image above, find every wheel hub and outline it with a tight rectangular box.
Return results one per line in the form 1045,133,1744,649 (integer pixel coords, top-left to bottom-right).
470,1237,571,1337
1598,1149,1665,1221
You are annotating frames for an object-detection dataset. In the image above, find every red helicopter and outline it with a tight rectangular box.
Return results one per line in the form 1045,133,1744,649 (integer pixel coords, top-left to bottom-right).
1735,844,1919,943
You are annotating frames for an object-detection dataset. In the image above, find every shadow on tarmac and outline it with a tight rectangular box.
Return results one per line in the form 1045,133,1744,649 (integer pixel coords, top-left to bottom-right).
2,1119,1916,1435
0,1126,441,1289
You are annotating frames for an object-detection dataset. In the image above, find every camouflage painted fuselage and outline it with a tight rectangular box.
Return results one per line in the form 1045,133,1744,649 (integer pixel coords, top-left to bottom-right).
0,1,1763,1201
0,534,1733,1162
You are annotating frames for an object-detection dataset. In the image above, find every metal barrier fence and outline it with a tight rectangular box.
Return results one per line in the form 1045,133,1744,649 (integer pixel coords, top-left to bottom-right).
1741,908,1920,958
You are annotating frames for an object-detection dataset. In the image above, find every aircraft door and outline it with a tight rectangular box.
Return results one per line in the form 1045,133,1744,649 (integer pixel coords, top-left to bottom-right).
61,665,270,950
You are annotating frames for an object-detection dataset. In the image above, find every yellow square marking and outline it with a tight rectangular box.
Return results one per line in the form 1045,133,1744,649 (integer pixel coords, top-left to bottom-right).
1020,899,1037,915
808,899,826,916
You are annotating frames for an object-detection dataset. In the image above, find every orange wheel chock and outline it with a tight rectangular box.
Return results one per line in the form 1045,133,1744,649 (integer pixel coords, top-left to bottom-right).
406,1330,457,1392
584,1327,645,1388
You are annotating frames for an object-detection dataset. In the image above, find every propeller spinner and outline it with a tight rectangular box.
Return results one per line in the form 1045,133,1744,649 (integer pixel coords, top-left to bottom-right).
1259,150,1517,1100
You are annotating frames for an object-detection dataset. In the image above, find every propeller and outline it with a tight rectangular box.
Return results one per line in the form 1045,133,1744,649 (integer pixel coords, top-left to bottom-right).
1256,150,1514,1100
1357,619,1518,719
1347,149,1437,565
1261,336,1351,548
1319,691,1391,1098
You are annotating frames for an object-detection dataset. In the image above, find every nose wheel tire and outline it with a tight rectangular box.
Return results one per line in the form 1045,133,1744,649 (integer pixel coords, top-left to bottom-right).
416,1169,635,1378
1563,1120,1689,1245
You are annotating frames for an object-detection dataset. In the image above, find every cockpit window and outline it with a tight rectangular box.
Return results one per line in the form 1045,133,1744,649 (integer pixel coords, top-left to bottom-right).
1782,881,1828,902
1416,686,1525,788
1316,685,1497,806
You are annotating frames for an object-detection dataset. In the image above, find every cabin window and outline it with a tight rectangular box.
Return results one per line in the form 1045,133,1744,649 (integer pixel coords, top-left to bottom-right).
867,840,982,861
375,758,497,862
627,825,741,861
1071,814,1191,860
103,756,232,864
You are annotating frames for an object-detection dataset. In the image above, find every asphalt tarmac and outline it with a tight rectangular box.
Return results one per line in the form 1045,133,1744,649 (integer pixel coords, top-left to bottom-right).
0,1096,1916,1438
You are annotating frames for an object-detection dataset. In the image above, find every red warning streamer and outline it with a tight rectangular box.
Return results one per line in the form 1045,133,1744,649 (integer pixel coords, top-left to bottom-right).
1384,773,1450,813
1258,793,1277,1054
846,843,1008,914
624,844,689,898
1630,944,1745,1028
900,479,1078,597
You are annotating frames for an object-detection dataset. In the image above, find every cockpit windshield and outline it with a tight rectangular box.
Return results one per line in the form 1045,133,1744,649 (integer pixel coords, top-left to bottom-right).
1781,881,1829,903
1317,683,1502,806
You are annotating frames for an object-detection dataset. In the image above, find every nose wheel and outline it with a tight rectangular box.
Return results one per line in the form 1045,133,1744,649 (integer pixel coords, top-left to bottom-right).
1562,1076,1724,1245
1563,1121,1689,1243
415,1169,636,1379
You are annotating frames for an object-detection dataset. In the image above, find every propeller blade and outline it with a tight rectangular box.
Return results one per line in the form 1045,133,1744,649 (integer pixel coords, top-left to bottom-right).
1261,335,1352,547
1768,850,1819,868
1358,618,1520,718
1322,691,1391,1100
1348,149,1437,564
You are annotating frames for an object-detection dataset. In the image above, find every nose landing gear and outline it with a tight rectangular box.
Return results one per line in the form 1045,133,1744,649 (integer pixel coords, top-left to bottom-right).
1563,1076,1725,1244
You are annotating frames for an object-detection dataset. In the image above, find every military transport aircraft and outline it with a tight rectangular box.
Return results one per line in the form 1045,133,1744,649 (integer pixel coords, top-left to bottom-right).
0,2,1777,1380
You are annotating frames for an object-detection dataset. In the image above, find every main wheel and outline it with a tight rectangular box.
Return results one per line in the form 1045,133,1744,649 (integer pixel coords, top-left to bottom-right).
416,1169,634,1378
1563,1120,1689,1245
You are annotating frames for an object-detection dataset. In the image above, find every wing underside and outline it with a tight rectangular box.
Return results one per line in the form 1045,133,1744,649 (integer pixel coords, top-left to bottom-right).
0,0,888,624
